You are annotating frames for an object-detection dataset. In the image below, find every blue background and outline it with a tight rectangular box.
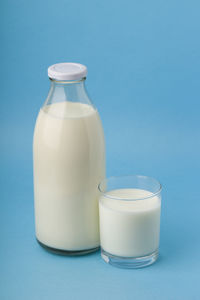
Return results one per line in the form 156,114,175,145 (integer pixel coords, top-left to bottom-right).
1,0,200,299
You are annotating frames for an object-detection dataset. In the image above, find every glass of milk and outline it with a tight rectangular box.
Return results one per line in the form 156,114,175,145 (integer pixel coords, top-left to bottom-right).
98,175,162,268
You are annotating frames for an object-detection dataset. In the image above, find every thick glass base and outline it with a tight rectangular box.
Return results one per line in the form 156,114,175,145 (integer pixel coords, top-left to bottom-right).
101,248,159,269
37,239,100,256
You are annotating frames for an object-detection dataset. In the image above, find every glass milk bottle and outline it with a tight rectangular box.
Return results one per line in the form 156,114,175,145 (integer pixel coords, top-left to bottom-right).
33,63,105,255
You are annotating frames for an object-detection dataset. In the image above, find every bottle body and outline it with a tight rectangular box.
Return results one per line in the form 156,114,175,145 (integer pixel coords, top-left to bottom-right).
33,78,105,253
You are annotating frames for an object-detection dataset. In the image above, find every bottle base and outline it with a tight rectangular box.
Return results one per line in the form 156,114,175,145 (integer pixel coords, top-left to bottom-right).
37,238,100,256
101,248,159,269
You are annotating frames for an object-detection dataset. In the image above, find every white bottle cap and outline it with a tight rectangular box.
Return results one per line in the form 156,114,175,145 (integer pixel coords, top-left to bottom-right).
48,63,87,81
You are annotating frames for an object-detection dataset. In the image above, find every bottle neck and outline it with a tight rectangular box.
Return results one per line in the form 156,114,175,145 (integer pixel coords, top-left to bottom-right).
44,78,91,106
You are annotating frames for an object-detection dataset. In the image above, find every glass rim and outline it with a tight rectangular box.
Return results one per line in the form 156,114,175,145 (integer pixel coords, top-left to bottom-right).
49,77,86,84
98,175,162,201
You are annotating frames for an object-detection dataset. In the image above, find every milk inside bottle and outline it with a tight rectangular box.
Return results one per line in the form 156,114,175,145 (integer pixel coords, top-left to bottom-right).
33,63,105,254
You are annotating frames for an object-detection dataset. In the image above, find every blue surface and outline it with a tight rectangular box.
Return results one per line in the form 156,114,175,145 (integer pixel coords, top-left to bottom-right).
1,0,200,299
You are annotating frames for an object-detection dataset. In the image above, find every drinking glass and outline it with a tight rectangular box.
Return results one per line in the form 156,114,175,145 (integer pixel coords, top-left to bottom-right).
98,175,162,268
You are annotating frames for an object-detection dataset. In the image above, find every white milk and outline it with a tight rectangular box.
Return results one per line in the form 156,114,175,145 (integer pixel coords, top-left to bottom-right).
33,101,105,251
99,189,161,257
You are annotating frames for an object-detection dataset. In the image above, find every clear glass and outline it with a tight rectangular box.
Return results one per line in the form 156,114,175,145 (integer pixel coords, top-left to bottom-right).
98,175,162,268
44,78,94,107
33,77,105,255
